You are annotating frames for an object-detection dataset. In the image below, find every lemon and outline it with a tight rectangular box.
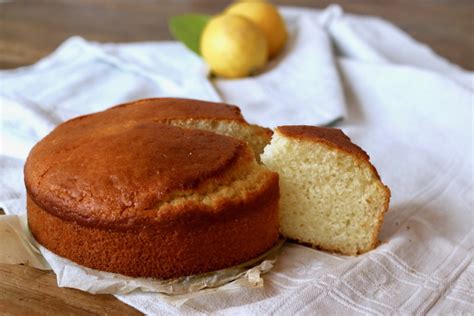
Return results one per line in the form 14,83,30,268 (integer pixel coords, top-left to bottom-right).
226,1,287,58
200,14,268,78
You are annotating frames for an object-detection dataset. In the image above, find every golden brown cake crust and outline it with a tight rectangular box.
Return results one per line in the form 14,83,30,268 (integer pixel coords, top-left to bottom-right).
107,98,272,140
276,125,370,161
108,98,246,122
25,98,280,278
25,123,244,227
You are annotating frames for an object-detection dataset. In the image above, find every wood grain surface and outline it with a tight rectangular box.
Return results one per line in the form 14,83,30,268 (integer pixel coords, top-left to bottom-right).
0,264,142,315
0,0,473,70
0,1,472,315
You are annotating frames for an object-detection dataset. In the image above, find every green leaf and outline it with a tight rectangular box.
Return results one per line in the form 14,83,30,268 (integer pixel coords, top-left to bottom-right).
169,14,211,56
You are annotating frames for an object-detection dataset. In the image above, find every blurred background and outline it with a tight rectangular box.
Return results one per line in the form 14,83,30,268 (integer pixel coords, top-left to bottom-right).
0,0,473,70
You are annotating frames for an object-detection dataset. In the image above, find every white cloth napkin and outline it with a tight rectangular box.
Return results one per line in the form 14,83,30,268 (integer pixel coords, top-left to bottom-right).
1,5,473,315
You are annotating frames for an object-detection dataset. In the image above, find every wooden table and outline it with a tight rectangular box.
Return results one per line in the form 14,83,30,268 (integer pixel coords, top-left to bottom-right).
1,0,473,70
0,1,472,314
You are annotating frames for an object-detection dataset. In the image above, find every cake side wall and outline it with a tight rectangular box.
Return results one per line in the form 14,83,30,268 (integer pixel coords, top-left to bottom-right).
26,174,280,279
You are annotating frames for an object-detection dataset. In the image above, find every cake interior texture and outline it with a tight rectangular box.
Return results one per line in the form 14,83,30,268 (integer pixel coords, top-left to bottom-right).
261,127,390,255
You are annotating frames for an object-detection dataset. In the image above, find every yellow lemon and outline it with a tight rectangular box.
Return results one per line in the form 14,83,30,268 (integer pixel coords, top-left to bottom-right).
226,1,287,58
200,14,268,78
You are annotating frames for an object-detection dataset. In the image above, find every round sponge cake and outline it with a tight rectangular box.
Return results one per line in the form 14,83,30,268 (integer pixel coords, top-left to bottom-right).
25,99,279,279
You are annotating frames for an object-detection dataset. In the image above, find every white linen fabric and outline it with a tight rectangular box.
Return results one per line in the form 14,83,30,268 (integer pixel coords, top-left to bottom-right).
1,5,472,315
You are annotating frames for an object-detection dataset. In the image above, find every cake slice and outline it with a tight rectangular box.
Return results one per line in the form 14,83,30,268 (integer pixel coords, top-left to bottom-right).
261,125,390,255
